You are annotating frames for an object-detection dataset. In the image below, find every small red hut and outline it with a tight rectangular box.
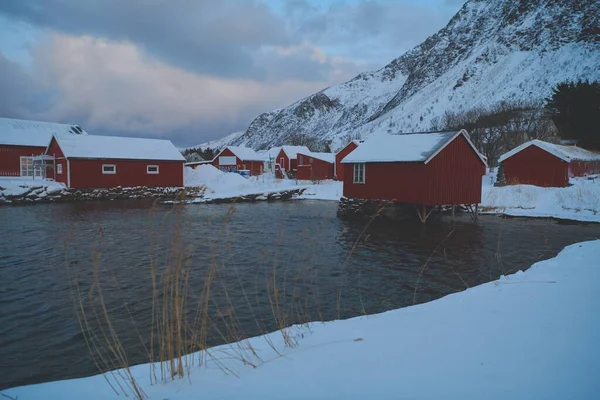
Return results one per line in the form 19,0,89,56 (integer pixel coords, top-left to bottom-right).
46,134,185,189
212,146,264,176
0,117,87,177
274,146,310,175
297,152,335,180
335,140,362,181
499,140,600,187
341,130,487,222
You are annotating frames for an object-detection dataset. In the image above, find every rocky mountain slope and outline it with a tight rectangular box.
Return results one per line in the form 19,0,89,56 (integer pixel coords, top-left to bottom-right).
206,0,600,151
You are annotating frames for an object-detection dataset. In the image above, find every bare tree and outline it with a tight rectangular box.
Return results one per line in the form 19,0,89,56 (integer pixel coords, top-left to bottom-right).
431,101,558,166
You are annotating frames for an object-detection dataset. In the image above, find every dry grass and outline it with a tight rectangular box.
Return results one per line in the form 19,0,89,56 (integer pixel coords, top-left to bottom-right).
65,199,478,400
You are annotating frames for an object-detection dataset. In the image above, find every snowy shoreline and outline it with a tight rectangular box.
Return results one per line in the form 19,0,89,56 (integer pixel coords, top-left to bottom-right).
3,167,600,224
5,240,600,399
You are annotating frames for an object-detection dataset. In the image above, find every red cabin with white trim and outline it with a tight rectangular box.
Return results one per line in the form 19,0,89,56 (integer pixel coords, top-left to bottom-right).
0,117,87,177
499,140,600,187
297,152,335,180
46,134,185,189
274,146,310,175
341,130,487,207
212,146,264,176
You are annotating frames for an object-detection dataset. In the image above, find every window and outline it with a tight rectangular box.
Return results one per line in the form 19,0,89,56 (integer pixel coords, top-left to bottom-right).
219,156,236,166
57,164,63,174
309,157,313,164
147,165,159,174
102,164,116,174
20,157,33,177
353,163,365,184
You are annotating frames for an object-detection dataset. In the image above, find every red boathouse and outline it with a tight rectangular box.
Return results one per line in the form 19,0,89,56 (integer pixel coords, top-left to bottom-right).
0,117,87,177
274,146,310,176
46,134,185,189
297,152,335,180
335,140,362,181
499,140,600,187
212,146,264,176
341,130,487,222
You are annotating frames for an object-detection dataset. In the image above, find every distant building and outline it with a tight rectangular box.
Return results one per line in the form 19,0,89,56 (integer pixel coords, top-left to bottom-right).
46,134,185,188
212,146,264,176
274,146,310,177
335,140,363,181
499,139,600,187
341,130,487,222
297,152,335,180
0,117,87,177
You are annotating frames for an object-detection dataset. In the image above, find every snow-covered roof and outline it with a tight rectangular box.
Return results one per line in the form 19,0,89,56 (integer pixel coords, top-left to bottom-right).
0,117,88,147
222,146,264,161
499,140,600,163
342,130,486,165
298,151,335,164
53,134,185,161
281,146,311,160
336,140,364,154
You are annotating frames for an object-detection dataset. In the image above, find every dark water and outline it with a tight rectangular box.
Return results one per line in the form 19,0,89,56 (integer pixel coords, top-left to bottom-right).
1,200,599,390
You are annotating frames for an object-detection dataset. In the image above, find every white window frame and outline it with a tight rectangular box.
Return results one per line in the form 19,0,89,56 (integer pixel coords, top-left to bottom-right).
20,156,33,177
102,164,117,174
353,163,365,184
219,156,237,166
57,164,63,174
147,165,160,174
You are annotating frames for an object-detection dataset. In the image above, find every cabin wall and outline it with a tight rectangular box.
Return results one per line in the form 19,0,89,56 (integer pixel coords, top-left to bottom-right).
45,137,68,185
502,146,569,187
68,159,184,189
423,134,484,205
0,145,46,176
297,154,334,180
569,160,600,177
335,142,358,181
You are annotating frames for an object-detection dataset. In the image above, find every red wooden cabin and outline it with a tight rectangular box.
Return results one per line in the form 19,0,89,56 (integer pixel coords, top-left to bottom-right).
297,152,335,180
499,140,600,187
274,146,310,176
341,130,487,222
212,146,264,176
335,140,362,181
46,134,185,189
0,117,87,177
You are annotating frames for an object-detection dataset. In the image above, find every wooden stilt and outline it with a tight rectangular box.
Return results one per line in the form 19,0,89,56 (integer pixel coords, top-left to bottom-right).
451,205,455,222
415,204,429,224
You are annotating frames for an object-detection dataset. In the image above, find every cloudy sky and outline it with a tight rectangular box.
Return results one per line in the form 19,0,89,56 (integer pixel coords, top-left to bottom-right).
0,0,465,147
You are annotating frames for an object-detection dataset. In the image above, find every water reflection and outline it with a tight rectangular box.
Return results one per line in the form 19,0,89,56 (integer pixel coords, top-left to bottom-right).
0,200,598,389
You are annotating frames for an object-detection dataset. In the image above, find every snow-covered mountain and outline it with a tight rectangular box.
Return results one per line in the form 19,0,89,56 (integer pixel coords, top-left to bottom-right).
206,0,600,151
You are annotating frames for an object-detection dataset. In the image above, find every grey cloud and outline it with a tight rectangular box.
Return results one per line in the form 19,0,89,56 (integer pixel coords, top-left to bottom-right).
0,0,291,79
0,53,55,118
286,0,459,62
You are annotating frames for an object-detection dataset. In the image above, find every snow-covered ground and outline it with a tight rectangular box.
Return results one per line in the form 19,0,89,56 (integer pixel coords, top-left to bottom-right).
0,177,66,199
184,165,342,201
184,166,600,223
5,240,599,399
481,173,600,223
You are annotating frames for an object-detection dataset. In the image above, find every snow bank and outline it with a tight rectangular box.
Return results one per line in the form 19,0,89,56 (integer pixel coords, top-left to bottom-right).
0,178,66,201
184,165,248,191
5,240,600,399
482,177,600,222
184,166,343,201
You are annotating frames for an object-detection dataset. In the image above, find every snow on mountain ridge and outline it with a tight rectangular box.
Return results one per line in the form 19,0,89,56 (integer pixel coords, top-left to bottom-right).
204,0,600,151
